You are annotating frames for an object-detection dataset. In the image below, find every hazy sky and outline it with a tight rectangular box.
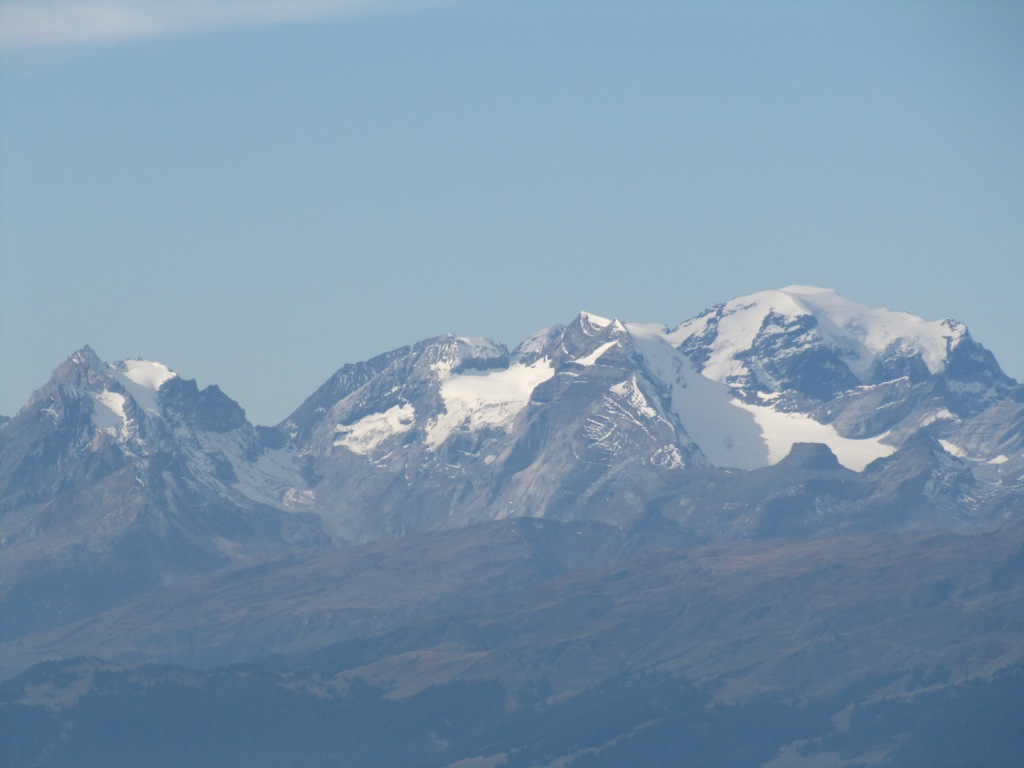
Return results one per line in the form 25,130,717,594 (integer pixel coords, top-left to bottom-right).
2,0,1022,424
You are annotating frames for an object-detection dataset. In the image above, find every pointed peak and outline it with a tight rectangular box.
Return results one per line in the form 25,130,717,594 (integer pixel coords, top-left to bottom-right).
67,345,104,369
577,311,628,336
578,310,613,329
50,345,109,385
17,346,112,415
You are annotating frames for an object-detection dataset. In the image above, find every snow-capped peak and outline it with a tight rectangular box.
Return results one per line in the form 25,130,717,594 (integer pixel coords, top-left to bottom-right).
580,311,612,329
771,287,964,376
668,286,966,384
68,345,103,369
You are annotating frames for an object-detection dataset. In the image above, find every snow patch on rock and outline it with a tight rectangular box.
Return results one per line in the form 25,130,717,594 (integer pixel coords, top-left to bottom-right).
731,401,896,471
627,323,768,469
91,390,127,433
920,408,957,427
426,360,555,448
939,439,967,458
609,376,658,421
573,340,619,367
335,404,417,456
113,359,177,415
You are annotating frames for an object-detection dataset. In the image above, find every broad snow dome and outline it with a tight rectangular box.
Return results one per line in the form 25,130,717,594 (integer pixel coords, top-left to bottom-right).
778,285,965,376
118,358,177,390
668,285,966,383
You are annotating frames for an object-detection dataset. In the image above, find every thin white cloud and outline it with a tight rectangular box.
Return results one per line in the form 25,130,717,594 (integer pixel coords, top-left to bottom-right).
0,0,426,49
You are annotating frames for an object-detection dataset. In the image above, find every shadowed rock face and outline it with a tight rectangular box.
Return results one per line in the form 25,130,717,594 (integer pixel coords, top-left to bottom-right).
775,441,843,471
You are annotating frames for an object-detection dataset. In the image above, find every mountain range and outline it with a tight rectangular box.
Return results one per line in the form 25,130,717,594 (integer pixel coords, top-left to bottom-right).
2,286,1023,767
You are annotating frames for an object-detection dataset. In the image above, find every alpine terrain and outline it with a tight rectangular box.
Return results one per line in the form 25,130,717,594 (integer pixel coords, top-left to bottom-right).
2,286,1023,767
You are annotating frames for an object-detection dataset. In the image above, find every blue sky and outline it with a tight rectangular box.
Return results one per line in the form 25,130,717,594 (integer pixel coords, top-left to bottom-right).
2,0,1022,424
